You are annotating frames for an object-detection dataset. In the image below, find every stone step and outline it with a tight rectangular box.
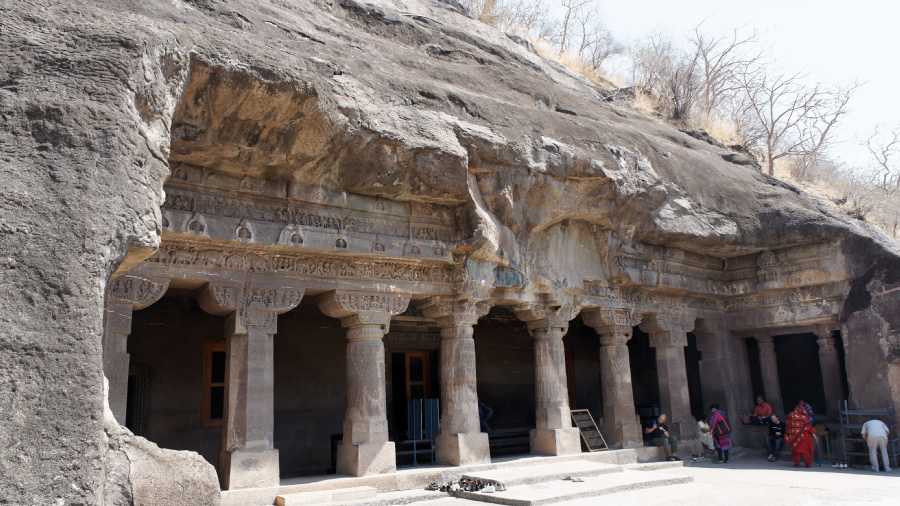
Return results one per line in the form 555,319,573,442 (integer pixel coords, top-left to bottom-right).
451,469,693,505
275,486,377,505
461,459,624,486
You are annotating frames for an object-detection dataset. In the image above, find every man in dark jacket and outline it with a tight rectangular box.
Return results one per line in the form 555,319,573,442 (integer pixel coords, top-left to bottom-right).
766,413,785,461
645,413,680,461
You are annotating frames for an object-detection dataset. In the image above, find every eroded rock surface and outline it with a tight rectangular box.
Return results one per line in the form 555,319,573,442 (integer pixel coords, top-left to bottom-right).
2,0,900,503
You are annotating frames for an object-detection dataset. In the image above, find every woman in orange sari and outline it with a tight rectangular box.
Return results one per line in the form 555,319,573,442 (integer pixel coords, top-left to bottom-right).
784,400,817,467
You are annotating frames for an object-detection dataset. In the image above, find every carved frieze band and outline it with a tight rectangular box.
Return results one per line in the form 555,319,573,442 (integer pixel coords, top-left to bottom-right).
162,185,458,242
147,240,463,285
582,283,718,313
106,275,170,310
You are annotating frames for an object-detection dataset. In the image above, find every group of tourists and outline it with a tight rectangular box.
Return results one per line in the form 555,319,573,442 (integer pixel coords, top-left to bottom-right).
672,395,894,472
740,395,819,466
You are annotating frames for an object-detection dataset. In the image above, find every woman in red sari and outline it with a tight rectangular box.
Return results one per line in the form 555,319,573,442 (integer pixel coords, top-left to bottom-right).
784,400,817,467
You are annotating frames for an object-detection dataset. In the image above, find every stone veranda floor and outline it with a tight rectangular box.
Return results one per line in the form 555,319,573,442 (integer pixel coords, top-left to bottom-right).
409,448,899,506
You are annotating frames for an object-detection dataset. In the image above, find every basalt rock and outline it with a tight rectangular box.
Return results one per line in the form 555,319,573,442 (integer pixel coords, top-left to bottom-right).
2,0,900,503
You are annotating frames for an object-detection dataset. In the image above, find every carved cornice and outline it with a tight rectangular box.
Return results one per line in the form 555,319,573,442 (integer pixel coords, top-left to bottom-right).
105,275,169,310
146,239,463,286
318,290,411,333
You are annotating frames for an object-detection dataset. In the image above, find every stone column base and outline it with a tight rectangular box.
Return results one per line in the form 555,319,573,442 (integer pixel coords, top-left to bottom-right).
337,441,396,477
435,432,491,466
603,421,644,449
530,427,581,456
219,448,280,490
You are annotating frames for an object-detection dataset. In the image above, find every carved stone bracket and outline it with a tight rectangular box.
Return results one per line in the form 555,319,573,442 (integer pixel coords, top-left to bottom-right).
513,302,580,337
641,314,695,348
582,308,644,337
418,295,491,327
318,290,411,333
814,325,839,350
198,281,304,333
105,275,170,310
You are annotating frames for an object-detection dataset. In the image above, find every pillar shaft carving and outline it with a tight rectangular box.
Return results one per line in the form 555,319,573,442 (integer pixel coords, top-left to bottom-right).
318,290,410,476
418,295,491,465
814,326,843,417
583,307,643,449
755,334,784,415
513,302,581,455
200,280,303,490
103,275,169,425
642,313,694,438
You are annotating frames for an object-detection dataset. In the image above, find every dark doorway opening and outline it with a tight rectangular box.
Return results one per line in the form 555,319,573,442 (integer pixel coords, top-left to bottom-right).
776,333,826,417
390,350,436,440
628,327,660,428
685,333,704,420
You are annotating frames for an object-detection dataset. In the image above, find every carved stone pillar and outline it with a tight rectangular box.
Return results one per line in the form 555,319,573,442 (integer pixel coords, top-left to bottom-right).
693,319,741,425
514,303,582,456
418,296,491,465
815,326,843,418
199,282,303,489
103,275,169,424
582,308,643,449
641,314,695,439
756,334,784,414
319,291,410,477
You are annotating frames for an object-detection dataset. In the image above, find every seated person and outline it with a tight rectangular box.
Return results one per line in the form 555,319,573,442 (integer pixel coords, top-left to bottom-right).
697,417,715,451
645,413,680,461
743,395,773,424
765,413,785,461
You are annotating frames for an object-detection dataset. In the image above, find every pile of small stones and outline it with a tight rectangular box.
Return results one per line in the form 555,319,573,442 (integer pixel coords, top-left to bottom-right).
425,477,506,493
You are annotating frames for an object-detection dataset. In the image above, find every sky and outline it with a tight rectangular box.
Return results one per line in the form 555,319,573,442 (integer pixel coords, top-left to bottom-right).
584,0,900,170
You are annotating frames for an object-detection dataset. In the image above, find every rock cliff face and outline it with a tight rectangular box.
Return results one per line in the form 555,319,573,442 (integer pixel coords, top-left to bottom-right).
2,0,899,503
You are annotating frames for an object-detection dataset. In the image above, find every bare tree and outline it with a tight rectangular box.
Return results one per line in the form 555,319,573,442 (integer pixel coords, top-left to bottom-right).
868,127,900,193
630,34,701,122
575,6,624,71
733,66,857,176
689,25,762,117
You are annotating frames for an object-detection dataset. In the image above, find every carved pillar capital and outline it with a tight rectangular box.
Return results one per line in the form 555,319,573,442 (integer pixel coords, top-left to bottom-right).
582,308,643,336
105,274,169,309
199,281,303,334
814,325,839,350
755,334,775,345
318,290,410,333
640,314,695,336
513,302,579,338
418,295,491,327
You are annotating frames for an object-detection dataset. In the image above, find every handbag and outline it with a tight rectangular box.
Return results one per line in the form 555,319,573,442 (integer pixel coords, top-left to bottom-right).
713,413,732,437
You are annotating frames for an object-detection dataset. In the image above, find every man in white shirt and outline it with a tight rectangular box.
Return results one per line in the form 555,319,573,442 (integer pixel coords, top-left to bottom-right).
861,418,892,472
